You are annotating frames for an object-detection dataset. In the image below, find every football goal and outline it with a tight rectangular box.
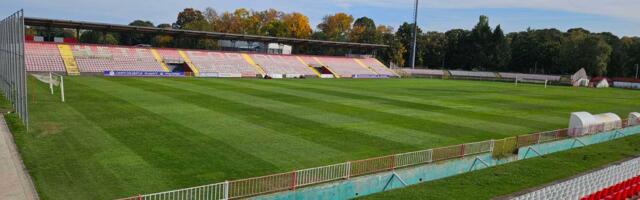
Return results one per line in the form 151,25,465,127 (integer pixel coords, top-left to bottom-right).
32,72,65,102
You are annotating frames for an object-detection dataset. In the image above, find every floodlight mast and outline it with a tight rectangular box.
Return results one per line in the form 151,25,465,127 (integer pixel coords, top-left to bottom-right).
411,0,419,69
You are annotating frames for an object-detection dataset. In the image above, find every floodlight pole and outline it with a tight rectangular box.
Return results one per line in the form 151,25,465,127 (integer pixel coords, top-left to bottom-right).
635,64,639,79
411,0,419,69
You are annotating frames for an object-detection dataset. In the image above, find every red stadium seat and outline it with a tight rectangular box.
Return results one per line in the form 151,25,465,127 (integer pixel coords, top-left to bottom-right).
24,42,66,72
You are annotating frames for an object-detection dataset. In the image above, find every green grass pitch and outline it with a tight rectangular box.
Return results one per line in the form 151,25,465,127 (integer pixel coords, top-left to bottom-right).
14,76,640,199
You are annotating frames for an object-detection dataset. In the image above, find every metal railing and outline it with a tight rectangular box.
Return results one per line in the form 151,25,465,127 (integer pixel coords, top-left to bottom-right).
395,149,433,168
0,10,28,127
296,163,349,187
118,119,638,200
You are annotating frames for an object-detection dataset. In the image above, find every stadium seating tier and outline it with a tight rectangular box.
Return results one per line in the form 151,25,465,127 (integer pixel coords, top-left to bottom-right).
70,44,165,73
184,50,259,77
360,58,397,76
249,54,316,76
315,56,376,77
24,42,395,77
24,42,66,72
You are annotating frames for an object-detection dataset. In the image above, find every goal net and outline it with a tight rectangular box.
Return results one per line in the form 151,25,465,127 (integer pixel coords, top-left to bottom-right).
31,73,65,102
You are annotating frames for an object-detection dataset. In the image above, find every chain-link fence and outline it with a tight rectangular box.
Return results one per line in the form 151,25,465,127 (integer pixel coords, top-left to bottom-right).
0,10,27,127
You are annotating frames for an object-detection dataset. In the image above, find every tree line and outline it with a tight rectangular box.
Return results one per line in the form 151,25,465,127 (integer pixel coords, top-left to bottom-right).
26,7,640,77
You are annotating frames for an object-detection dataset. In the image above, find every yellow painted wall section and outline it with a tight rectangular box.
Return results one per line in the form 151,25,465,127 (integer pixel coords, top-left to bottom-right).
241,54,266,76
313,57,340,78
296,56,320,77
353,58,378,75
373,59,400,77
177,50,199,76
56,44,80,75
150,49,170,72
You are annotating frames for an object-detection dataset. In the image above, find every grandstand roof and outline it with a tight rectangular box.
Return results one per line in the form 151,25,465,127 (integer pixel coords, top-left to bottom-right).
24,17,389,49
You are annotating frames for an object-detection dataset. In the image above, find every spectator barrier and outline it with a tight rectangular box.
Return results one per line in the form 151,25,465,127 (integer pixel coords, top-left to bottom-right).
117,119,639,200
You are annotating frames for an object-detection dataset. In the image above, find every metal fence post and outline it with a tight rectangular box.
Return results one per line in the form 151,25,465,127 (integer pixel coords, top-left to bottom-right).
223,181,229,200
290,170,297,191
60,76,65,102
391,154,396,170
489,139,496,152
49,72,54,94
345,162,351,179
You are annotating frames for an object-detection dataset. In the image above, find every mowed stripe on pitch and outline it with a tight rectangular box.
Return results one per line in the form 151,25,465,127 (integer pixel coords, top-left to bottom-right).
27,77,178,199
309,79,638,118
116,78,416,159
68,79,279,186
273,80,575,126
230,79,540,134
215,79,533,136
239,80,548,132
292,81,569,129
86,77,344,168
152,78,457,147
181,79,498,143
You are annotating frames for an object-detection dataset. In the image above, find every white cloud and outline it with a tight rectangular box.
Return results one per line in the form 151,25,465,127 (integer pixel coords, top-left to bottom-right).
329,0,640,21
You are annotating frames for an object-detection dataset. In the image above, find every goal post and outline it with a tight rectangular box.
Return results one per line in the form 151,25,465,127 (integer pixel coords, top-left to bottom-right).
42,72,65,102
49,72,54,95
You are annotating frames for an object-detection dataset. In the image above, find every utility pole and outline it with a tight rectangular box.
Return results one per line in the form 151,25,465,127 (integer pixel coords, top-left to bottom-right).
411,0,419,69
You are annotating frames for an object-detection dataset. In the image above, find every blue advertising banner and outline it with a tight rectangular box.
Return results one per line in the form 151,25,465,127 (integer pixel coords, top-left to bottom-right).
103,71,184,77
352,74,390,79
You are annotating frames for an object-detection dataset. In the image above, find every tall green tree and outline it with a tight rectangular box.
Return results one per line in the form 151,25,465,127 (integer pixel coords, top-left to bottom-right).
174,8,205,29
122,20,155,45
597,32,629,77
444,29,471,69
420,32,447,68
350,17,381,44
620,37,640,77
559,31,612,76
489,25,511,71
395,22,422,67
469,15,493,70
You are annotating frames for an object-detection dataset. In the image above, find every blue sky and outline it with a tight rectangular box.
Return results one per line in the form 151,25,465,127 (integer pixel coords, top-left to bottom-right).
3,0,640,37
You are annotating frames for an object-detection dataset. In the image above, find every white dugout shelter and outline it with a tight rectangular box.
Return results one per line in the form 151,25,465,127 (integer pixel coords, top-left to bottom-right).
569,112,622,136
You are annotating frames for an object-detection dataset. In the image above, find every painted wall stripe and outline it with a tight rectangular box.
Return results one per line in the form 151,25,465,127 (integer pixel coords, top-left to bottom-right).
296,56,321,77
57,44,80,75
150,49,170,72
177,50,200,76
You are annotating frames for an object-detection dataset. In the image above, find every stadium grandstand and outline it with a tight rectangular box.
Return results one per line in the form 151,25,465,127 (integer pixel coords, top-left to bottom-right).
22,17,399,78
24,40,402,78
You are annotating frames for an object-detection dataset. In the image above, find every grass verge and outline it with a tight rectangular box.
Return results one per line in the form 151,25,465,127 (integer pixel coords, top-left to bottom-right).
361,134,640,200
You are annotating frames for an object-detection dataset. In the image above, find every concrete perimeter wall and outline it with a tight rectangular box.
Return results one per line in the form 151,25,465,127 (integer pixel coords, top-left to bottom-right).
251,125,640,200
